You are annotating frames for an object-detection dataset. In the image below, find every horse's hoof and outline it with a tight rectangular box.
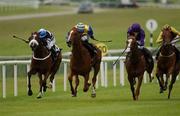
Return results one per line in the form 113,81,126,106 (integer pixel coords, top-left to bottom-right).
37,96,42,99
163,87,167,91
37,92,43,99
159,89,163,93
83,88,88,92
91,93,96,98
47,83,53,89
28,90,33,96
72,94,77,97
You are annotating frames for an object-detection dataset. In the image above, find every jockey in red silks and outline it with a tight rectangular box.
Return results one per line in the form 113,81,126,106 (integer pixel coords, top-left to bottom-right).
127,23,153,65
66,22,97,58
38,28,61,61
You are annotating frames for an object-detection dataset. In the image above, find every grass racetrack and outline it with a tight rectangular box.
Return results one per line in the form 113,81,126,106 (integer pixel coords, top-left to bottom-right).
0,6,180,116
0,76,180,116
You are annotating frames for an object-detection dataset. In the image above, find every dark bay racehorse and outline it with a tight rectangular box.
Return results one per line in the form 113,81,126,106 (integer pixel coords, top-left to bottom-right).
125,35,147,100
156,27,180,99
66,27,102,97
28,32,62,98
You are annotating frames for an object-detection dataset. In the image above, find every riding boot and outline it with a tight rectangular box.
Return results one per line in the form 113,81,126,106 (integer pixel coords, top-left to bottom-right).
82,41,97,58
156,50,160,60
174,47,180,62
142,47,154,66
50,45,57,61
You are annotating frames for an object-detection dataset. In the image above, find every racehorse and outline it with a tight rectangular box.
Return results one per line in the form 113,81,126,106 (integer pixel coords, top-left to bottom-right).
66,27,102,97
27,32,62,98
156,27,180,99
125,35,147,100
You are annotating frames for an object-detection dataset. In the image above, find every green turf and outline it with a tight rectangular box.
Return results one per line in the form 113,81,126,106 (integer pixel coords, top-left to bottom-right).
0,7,180,56
0,5,74,16
0,76,180,116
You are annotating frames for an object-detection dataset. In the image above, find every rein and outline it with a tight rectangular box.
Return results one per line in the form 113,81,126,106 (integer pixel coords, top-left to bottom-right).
32,52,51,61
160,52,175,58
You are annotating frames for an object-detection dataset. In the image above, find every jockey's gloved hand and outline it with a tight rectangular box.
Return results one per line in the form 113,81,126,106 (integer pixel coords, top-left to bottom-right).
136,41,141,45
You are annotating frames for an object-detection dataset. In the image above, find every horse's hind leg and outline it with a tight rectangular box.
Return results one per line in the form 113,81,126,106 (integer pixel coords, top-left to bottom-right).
91,63,100,98
48,57,61,88
68,73,75,97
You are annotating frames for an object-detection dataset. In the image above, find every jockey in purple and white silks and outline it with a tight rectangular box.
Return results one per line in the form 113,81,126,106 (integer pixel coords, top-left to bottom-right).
127,23,145,47
127,23,153,66
38,28,61,61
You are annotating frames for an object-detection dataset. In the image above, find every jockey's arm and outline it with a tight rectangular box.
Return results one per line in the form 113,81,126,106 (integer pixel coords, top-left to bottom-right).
156,31,163,43
171,26,180,37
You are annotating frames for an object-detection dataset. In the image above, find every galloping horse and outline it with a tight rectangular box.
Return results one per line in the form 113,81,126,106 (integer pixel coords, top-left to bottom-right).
125,35,147,100
28,32,62,98
66,27,102,97
156,27,180,99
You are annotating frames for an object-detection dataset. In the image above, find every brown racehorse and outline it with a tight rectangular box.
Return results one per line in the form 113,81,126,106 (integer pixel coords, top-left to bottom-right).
125,35,146,100
66,27,102,97
156,27,180,99
27,32,62,98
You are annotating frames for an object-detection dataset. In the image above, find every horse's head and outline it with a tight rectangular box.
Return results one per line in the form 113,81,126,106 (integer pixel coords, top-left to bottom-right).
66,27,82,48
28,32,41,51
127,35,137,51
162,27,173,45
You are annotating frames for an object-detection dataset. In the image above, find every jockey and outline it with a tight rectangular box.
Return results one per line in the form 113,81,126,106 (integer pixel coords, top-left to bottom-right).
127,23,153,65
68,22,97,58
156,24,180,60
38,28,60,61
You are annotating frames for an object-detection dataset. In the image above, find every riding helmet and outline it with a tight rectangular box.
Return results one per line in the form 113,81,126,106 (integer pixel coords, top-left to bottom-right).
131,23,141,32
76,23,85,33
38,28,47,39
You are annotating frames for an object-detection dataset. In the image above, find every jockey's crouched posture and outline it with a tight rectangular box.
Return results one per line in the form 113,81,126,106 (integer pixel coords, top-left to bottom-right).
127,23,154,66
67,22,97,58
38,28,61,61
156,24,180,61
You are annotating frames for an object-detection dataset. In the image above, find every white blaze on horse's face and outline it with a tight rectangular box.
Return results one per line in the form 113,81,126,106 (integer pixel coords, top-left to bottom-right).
67,30,74,42
127,39,133,48
29,34,39,48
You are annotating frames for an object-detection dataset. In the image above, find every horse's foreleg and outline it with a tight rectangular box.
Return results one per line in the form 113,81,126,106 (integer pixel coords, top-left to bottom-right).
42,73,49,92
164,74,169,91
83,73,91,92
37,74,43,99
74,75,79,97
68,73,75,97
27,71,33,96
135,75,143,100
128,76,136,100
156,72,164,93
168,72,178,99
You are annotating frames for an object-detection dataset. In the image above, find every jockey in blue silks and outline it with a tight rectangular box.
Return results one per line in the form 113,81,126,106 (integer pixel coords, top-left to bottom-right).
127,23,153,66
38,28,61,61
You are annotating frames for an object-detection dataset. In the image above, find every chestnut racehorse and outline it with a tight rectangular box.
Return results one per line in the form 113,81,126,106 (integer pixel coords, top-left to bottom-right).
27,32,62,98
66,27,101,97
